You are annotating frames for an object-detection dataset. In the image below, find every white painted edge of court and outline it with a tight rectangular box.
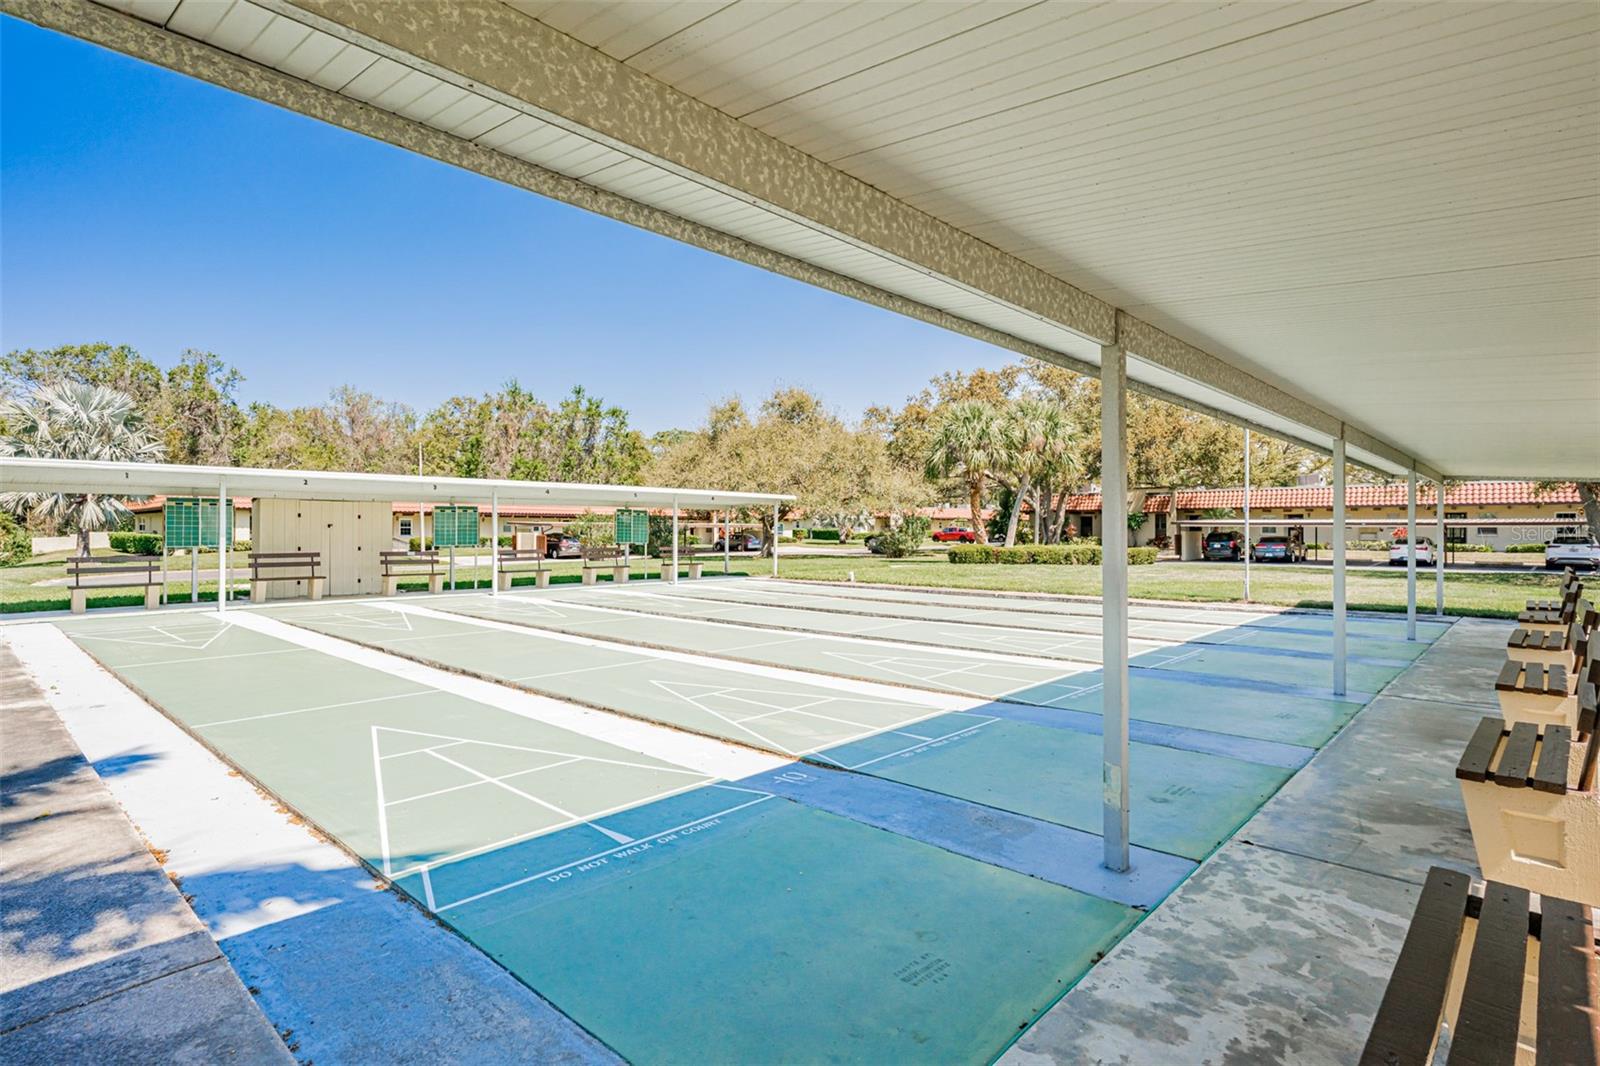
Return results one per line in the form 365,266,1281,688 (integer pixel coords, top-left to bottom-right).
225,611,789,780
0,622,620,1062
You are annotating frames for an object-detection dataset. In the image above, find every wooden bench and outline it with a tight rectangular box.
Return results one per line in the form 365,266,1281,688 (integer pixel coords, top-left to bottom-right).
1359,866,1597,1065
497,547,549,590
1495,653,1597,731
65,554,161,614
581,545,627,585
380,549,444,596
1506,618,1590,673
662,552,713,581
1527,569,1580,613
1519,589,1582,635
1456,685,1598,907
248,551,324,603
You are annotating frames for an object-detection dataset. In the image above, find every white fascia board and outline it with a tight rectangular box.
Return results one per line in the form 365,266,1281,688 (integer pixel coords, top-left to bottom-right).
0,457,792,508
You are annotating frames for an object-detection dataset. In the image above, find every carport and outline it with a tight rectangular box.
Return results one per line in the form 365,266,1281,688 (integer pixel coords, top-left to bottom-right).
6,0,1594,878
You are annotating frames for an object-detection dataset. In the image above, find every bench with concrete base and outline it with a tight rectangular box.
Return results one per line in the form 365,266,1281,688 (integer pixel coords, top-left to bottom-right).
380,549,445,595
1526,569,1580,613
1518,589,1583,635
1494,657,1589,730
1359,866,1598,1065
1455,688,1598,908
497,547,549,590
662,553,712,580
1506,620,1587,674
248,551,324,603
580,545,627,585
65,555,161,614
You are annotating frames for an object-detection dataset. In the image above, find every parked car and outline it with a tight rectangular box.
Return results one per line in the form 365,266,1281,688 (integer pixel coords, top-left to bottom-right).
1545,533,1600,570
711,533,763,552
543,533,582,559
1252,533,1306,563
1202,530,1244,561
1388,537,1437,566
931,526,979,543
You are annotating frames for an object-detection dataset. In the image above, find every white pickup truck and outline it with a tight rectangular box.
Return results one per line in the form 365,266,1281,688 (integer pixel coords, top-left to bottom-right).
1544,532,1600,570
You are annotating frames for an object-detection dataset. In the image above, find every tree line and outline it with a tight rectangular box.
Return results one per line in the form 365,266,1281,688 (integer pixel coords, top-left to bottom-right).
2,341,1357,552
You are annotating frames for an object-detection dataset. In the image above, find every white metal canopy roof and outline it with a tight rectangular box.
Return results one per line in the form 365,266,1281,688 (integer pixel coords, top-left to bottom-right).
11,0,1599,479
0,457,792,509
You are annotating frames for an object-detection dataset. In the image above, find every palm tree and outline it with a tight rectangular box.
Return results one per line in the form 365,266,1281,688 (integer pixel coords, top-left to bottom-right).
1,381,164,556
924,400,1004,537
998,399,1047,547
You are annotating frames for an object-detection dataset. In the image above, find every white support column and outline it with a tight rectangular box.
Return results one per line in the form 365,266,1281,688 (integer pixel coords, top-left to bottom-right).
216,480,228,616
1406,468,1418,641
1332,434,1347,696
772,503,779,577
1435,480,1446,617
1100,343,1130,873
1242,428,1252,603
671,498,680,584
722,510,730,575
490,492,499,596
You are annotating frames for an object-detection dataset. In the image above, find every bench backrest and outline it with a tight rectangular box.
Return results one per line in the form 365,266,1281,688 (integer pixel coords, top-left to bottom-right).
498,548,545,564
249,551,321,576
65,555,158,587
582,545,624,562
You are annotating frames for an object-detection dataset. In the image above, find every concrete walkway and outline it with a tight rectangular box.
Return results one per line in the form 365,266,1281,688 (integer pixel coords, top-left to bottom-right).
0,643,290,1064
1001,616,1506,1064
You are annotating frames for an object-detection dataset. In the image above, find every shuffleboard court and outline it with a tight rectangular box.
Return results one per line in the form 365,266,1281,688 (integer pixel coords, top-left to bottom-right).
265,601,955,760
758,573,1452,640
546,583,1396,698
817,712,1293,861
695,577,1453,645
51,611,1144,1062
429,592,1362,749
607,579,1437,660
266,601,1314,862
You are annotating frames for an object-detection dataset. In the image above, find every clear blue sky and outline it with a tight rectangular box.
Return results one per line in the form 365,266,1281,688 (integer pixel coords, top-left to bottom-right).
1,16,1009,434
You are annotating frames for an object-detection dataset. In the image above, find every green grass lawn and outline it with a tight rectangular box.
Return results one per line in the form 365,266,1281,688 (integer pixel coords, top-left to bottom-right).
0,548,750,614
772,556,1560,618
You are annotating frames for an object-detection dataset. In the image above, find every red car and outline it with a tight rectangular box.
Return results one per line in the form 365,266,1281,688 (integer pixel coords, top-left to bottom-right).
931,526,979,543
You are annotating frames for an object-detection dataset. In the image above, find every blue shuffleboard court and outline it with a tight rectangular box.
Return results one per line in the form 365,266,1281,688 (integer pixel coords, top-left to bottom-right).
50,575,1447,1062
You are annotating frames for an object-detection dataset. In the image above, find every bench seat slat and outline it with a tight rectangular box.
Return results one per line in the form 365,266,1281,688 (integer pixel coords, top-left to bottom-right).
1359,867,1471,1066
1494,661,1520,692
1491,722,1538,788
1449,880,1530,1066
1456,718,1505,783
1537,897,1600,1065
1530,726,1572,794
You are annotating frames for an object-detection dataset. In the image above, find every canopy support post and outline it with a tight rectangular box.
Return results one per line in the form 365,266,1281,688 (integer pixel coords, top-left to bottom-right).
1243,428,1251,602
1332,434,1347,696
490,492,499,596
1435,480,1446,617
216,480,228,616
671,498,679,584
1406,468,1418,641
1100,342,1130,873
772,503,779,577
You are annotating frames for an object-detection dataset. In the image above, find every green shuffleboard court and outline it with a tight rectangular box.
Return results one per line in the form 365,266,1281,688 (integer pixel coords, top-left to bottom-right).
53,609,1145,1063
424,592,1363,749
265,600,1316,862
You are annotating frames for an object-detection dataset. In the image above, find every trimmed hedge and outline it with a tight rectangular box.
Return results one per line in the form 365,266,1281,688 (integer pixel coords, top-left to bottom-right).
807,528,842,542
949,543,1157,566
1447,542,1492,553
1506,542,1548,553
108,531,162,555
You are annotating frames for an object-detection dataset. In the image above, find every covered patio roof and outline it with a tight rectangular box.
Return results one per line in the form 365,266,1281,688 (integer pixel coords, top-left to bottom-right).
0,457,792,509
8,0,1595,479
